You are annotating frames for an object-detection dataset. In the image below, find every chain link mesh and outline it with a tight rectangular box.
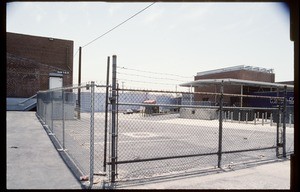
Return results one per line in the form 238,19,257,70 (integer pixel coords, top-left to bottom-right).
112,88,294,181
36,82,294,186
36,83,110,188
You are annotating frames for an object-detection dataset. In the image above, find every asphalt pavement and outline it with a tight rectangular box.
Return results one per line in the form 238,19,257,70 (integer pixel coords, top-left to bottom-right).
6,111,82,189
6,111,291,189
116,159,290,189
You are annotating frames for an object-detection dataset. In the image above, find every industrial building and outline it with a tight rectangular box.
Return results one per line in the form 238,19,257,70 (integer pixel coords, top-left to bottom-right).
6,32,74,110
179,65,294,121
194,65,275,106
180,65,293,107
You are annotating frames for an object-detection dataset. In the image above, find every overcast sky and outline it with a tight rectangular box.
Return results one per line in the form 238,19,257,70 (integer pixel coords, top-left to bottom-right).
6,2,293,91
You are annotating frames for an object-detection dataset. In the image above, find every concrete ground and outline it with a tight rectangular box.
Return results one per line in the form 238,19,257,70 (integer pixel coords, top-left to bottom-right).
116,160,290,189
6,111,291,189
6,111,82,189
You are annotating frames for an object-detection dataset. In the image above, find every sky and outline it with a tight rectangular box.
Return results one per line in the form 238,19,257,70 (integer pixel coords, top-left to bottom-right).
6,2,293,91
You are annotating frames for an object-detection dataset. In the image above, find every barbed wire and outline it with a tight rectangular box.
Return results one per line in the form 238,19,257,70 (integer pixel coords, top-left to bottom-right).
117,66,193,79
117,72,188,83
118,78,179,86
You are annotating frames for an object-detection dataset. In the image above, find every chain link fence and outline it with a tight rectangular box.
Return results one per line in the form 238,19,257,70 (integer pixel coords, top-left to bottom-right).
36,83,294,188
35,56,294,188
108,88,294,183
36,82,294,187
36,82,110,189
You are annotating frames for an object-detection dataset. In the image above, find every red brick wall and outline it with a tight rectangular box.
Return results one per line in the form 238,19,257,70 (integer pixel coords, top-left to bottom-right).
6,32,73,98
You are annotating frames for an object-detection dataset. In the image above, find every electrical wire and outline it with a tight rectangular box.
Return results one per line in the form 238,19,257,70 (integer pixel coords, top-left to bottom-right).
73,48,79,58
82,2,156,48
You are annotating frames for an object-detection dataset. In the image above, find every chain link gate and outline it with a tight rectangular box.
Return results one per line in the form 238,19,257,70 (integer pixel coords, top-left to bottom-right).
105,56,293,186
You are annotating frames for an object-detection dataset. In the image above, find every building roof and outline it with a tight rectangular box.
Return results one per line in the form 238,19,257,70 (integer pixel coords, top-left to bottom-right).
179,78,294,90
196,65,274,77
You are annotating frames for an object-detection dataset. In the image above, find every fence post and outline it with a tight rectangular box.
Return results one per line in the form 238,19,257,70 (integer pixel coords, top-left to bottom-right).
51,91,54,132
265,112,268,122
262,113,264,126
279,113,282,126
289,114,292,128
36,93,39,116
116,83,120,179
89,81,95,188
44,96,46,122
270,113,273,126
111,55,117,183
276,106,280,157
104,56,110,173
217,81,224,168
77,46,82,120
254,113,256,125
62,90,65,150
282,86,287,158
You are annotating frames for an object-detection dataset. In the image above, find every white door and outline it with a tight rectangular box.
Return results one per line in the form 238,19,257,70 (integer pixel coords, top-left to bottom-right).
49,77,63,89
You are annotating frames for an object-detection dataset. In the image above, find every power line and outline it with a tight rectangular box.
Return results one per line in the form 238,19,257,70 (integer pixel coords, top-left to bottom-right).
118,66,193,79
82,2,156,48
73,48,79,58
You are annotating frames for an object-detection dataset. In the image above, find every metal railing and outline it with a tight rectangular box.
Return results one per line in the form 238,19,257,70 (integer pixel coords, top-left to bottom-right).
7,94,37,111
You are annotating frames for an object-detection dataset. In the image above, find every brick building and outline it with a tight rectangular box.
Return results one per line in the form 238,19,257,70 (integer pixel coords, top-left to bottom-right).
185,65,276,106
6,32,73,110
180,65,294,121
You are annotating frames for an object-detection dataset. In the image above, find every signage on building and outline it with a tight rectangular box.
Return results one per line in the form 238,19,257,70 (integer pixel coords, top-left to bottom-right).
56,70,69,75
